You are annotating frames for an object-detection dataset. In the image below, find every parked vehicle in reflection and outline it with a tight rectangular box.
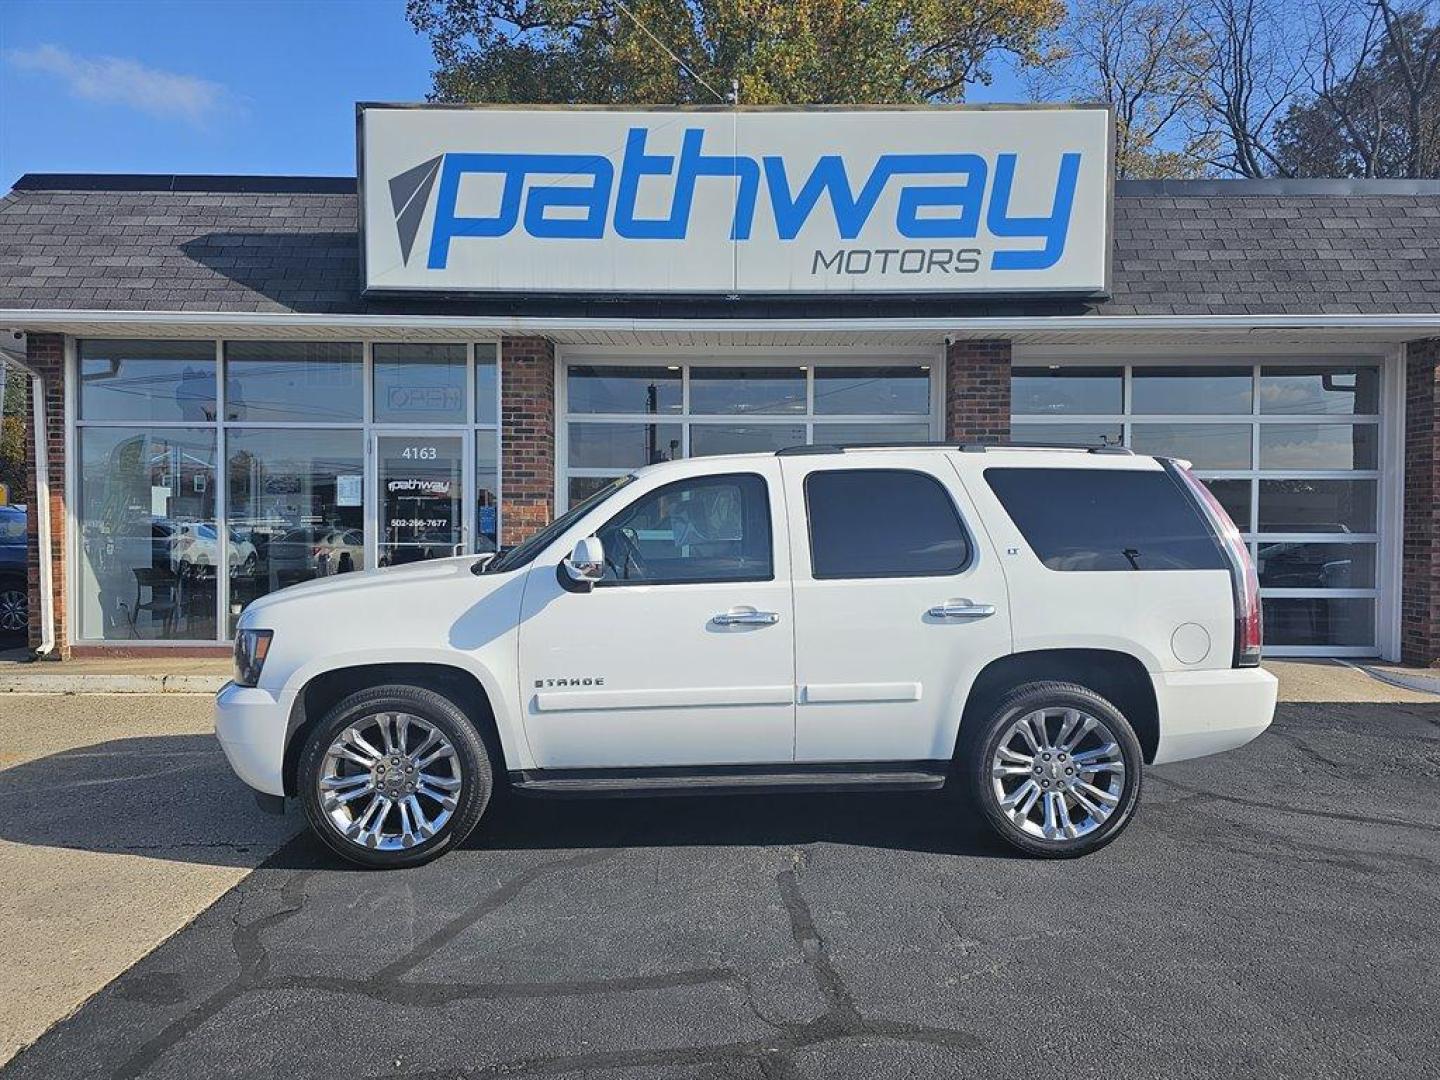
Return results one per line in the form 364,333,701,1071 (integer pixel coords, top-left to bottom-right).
165,522,258,576
268,527,364,583
0,505,28,638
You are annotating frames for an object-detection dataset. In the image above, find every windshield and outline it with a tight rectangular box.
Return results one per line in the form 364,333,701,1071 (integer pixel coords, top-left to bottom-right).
483,474,636,574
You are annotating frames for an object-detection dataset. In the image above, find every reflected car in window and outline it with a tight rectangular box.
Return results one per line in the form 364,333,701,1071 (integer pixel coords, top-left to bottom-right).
0,505,27,638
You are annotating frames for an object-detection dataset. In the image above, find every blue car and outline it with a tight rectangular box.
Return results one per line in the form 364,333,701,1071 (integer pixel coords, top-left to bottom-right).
0,505,27,637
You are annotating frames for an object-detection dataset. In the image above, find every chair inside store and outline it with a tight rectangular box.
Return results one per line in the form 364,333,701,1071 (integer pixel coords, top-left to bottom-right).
127,567,178,638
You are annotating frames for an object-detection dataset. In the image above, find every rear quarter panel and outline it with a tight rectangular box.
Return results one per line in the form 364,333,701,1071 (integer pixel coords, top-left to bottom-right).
954,453,1236,673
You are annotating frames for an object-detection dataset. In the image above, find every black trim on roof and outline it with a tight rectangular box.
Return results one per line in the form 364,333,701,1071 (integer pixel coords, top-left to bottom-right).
1116,178,1440,197
11,174,357,195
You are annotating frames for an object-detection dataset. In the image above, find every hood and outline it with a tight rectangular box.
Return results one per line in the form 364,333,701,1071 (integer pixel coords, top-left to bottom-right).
237,555,498,625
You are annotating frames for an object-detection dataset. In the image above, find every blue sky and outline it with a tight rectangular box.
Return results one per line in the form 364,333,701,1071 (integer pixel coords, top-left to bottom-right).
0,0,1028,187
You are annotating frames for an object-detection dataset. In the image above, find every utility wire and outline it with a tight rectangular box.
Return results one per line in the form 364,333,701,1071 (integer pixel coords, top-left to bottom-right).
612,0,730,104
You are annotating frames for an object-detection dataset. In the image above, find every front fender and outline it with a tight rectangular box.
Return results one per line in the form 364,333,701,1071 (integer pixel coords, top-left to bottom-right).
278,646,534,773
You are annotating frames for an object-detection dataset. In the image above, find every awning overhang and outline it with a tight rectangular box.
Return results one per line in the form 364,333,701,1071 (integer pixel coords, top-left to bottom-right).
1,308,1437,348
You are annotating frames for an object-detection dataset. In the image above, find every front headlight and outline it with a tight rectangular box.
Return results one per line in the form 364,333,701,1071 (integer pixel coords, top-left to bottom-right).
233,629,273,688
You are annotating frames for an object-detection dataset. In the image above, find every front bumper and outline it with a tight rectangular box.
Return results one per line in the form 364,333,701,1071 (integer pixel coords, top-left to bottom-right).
1151,666,1278,765
214,680,289,796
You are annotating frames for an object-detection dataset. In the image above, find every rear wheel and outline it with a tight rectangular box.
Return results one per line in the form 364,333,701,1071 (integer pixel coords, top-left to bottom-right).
0,580,26,636
299,684,492,869
967,681,1142,858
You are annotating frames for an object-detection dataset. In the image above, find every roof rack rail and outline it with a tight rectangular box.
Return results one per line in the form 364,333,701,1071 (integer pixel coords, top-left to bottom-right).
777,441,1135,457
961,442,1134,455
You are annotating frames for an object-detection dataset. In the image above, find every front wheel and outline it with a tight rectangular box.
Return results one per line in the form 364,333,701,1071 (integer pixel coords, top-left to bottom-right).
967,681,1142,858
299,684,493,869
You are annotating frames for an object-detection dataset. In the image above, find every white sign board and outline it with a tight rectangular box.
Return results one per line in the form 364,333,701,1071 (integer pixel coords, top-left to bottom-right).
359,105,1112,295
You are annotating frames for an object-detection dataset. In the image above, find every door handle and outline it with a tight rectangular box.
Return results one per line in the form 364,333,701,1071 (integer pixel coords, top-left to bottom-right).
712,606,780,627
928,599,996,620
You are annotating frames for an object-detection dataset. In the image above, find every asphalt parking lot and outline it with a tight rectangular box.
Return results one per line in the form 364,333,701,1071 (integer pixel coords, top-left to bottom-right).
3,678,1440,1079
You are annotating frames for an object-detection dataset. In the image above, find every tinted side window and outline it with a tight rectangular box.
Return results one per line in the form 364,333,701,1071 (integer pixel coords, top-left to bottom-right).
596,473,772,584
805,470,969,579
984,467,1226,572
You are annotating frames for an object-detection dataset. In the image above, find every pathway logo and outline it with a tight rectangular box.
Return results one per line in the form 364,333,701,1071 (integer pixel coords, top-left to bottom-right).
388,154,443,264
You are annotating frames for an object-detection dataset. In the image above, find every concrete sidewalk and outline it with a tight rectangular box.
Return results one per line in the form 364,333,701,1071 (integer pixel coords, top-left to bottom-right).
0,655,230,694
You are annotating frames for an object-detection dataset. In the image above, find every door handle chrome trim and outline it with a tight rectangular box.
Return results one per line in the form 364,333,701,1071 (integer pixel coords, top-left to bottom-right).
928,599,996,620
712,607,780,627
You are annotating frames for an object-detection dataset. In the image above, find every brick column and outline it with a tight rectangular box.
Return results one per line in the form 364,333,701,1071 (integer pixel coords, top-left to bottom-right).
22,333,67,658
1403,338,1440,665
499,336,556,547
945,339,1012,444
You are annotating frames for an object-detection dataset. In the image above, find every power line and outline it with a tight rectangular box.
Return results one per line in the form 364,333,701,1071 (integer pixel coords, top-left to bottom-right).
612,0,729,104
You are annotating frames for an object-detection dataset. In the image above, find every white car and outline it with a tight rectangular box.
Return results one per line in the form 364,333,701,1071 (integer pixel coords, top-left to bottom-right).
216,445,1277,868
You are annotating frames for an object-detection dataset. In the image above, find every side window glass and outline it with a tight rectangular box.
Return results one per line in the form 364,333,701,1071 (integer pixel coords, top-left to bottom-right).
805,469,970,579
596,473,773,584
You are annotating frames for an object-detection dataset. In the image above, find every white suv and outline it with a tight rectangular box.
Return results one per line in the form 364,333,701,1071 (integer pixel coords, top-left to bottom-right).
216,445,1277,868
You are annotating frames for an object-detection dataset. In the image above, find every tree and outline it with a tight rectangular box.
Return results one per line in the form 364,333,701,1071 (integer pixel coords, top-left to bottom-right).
406,0,1066,106
1192,0,1309,176
0,366,25,505
1030,0,1214,177
1272,0,1440,177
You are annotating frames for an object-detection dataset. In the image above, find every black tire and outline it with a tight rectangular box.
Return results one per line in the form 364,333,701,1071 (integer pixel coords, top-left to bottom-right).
966,680,1142,858
299,683,493,869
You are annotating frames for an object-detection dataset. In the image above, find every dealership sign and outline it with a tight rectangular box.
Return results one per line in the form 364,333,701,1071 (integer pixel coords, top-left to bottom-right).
359,105,1112,295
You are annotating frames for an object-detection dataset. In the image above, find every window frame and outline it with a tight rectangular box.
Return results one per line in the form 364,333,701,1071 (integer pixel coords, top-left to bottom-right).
1007,353,1397,656
68,337,503,645
592,471,776,588
556,352,945,510
803,467,973,581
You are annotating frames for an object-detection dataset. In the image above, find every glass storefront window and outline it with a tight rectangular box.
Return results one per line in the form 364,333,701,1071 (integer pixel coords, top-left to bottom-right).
373,343,468,424
1259,366,1380,415
1130,423,1252,469
78,427,217,640
1258,479,1377,533
1258,423,1379,470
813,366,930,415
1010,422,1123,447
691,367,806,414
1264,597,1375,647
1203,479,1252,531
225,342,363,423
1010,359,1389,654
1257,542,1376,589
690,424,807,455
79,340,216,422
1131,366,1252,414
812,422,932,445
226,429,364,632
568,365,682,414
569,422,683,469
477,438,499,552
1011,367,1122,415
376,433,465,566
476,344,499,425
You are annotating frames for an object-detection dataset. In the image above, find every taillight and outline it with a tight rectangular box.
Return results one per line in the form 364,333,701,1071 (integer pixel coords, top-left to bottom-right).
1167,461,1262,667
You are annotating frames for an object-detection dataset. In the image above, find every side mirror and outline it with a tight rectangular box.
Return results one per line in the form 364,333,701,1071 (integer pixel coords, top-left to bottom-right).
559,535,605,592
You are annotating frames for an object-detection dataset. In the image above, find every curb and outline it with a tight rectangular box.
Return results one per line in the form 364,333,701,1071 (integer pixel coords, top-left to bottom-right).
0,673,226,694
1345,661,1440,697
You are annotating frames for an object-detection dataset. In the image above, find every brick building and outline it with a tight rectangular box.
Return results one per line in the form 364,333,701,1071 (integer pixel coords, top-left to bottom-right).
2,106,1440,662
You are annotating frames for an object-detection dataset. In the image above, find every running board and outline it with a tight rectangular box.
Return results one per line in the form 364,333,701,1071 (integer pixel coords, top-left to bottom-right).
509,762,949,799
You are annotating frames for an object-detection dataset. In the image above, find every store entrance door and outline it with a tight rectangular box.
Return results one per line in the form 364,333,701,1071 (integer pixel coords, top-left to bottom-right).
373,432,469,567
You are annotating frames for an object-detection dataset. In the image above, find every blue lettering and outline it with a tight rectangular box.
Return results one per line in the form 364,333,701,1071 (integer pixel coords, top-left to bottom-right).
986,153,1080,271
765,154,989,241
615,128,758,240
894,155,987,238
428,152,613,268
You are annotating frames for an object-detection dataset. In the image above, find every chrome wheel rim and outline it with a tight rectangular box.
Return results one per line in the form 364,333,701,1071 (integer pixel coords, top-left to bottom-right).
319,712,461,851
0,589,27,633
990,707,1127,842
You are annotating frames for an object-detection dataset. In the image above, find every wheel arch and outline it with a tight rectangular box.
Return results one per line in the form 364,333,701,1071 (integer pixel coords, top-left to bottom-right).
955,649,1160,764
282,661,509,797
